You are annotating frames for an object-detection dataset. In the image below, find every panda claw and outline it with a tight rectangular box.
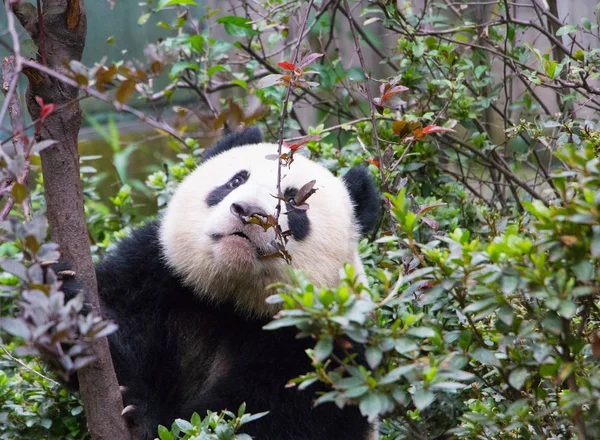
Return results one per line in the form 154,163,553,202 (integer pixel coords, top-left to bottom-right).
40,260,59,268
121,404,136,417
57,270,76,279
119,385,128,394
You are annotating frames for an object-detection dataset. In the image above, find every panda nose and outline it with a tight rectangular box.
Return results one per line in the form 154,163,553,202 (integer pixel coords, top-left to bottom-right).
230,202,267,220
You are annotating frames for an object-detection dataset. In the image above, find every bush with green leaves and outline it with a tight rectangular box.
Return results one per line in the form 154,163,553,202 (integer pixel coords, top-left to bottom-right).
265,137,600,439
156,403,268,440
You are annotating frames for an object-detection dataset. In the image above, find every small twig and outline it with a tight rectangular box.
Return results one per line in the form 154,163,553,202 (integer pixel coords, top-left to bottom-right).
343,0,386,190
1,345,61,386
273,0,315,243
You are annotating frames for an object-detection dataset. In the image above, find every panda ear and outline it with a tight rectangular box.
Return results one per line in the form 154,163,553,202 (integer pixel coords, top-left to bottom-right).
202,127,263,161
342,166,381,236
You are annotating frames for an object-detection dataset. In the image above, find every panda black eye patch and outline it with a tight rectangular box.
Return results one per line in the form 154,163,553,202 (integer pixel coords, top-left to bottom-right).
206,170,249,207
284,187,310,241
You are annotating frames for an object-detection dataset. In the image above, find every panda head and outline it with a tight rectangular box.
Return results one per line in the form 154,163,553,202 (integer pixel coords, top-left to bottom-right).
160,128,380,317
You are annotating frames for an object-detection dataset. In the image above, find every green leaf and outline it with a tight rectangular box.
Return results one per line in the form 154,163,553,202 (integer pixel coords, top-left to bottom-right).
237,402,246,417
406,326,436,338
497,305,514,326
345,385,369,398
413,389,435,410
207,65,227,76
11,183,27,204
463,298,496,314
581,17,594,30
471,348,501,367
544,59,558,79
263,316,308,330
217,16,259,37
592,227,600,258
359,392,387,418
314,335,333,361
508,367,529,390
365,347,382,369
138,12,151,26
556,24,579,36
239,411,269,426
430,381,467,391
190,412,201,427
174,419,194,432
380,364,416,385
189,35,204,52
571,260,593,282
157,425,173,440
558,300,576,319
395,337,418,354
231,79,247,89
157,0,198,11
170,62,199,79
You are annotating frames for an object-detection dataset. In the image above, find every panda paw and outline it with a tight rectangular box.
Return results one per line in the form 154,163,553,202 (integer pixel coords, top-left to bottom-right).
41,261,79,295
121,404,137,417
120,386,155,438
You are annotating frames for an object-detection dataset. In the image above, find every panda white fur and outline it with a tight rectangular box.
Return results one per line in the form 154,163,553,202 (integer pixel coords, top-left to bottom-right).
60,128,381,439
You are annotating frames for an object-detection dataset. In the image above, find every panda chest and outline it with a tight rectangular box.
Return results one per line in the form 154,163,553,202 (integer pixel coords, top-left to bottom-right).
170,306,312,390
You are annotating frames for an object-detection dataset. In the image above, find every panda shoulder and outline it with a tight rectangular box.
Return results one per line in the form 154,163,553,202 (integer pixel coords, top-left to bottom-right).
96,221,181,302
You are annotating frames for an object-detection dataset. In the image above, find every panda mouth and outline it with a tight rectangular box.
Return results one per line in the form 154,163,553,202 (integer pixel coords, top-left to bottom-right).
212,231,271,257
230,231,251,241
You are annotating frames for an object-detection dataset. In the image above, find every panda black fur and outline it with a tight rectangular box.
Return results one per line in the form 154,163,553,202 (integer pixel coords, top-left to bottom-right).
60,128,381,439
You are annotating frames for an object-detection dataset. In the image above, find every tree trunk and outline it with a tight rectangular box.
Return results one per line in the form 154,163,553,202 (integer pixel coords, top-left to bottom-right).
12,0,131,438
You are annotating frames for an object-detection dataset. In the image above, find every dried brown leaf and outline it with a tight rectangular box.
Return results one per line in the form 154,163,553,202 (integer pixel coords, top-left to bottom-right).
294,180,317,206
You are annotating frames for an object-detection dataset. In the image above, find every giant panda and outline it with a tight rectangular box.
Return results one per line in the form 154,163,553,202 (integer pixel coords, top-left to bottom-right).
61,127,381,439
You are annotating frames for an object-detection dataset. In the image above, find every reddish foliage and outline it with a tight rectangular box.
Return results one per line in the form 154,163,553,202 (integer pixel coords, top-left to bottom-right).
378,83,408,104
412,124,456,141
278,61,296,71
421,125,456,135
367,157,380,167
34,96,57,124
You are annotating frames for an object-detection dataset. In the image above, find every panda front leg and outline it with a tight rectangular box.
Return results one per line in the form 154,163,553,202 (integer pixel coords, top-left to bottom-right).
103,313,176,440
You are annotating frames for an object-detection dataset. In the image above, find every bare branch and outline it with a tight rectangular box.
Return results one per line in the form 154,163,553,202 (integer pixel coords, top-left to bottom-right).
343,0,386,189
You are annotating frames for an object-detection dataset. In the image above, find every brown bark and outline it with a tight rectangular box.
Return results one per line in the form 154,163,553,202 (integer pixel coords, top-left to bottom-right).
13,1,131,438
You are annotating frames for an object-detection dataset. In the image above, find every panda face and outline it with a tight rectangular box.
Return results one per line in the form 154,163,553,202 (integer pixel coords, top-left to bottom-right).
160,143,363,317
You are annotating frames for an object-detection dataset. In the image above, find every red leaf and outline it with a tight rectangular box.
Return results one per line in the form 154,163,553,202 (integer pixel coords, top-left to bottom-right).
35,96,57,123
367,157,380,167
381,85,409,102
421,125,456,135
377,83,409,106
296,53,324,69
278,61,296,71
284,134,321,152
